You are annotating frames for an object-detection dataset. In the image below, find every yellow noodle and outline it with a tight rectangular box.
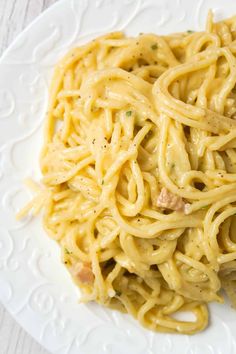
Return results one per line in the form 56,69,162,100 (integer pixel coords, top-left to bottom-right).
20,12,236,334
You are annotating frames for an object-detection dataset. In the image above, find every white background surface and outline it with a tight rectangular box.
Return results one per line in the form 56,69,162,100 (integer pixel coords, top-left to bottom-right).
0,2,54,353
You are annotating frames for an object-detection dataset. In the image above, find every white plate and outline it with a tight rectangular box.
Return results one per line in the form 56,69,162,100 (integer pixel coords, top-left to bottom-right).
1,0,236,353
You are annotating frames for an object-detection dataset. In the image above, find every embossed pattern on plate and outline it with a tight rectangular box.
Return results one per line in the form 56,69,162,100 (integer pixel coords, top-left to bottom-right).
1,1,236,353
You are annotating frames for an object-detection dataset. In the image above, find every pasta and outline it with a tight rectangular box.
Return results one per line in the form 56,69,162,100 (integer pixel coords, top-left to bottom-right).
19,11,236,334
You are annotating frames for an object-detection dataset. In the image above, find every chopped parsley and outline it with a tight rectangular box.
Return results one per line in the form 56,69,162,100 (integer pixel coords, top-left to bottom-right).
126,110,132,117
64,248,71,255
101,180,104,185
187,30,194,34
151,43,158,50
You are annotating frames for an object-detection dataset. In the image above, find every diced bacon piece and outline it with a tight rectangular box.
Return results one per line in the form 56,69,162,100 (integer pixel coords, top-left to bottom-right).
70,262,94,285
157,187,185,212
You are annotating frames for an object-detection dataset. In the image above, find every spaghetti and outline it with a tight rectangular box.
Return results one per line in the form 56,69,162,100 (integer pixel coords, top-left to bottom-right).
19,11,236,334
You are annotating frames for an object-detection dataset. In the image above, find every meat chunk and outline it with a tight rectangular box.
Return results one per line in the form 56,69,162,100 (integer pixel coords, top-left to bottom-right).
157,187,185,212
70,262,94,285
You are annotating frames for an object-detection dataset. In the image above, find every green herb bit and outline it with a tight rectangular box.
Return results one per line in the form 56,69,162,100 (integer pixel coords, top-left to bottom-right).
101,179,104,185
151,43,158,50
126,110,132,117
187,30,194,34
201,205,208,209
64,248,71,255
